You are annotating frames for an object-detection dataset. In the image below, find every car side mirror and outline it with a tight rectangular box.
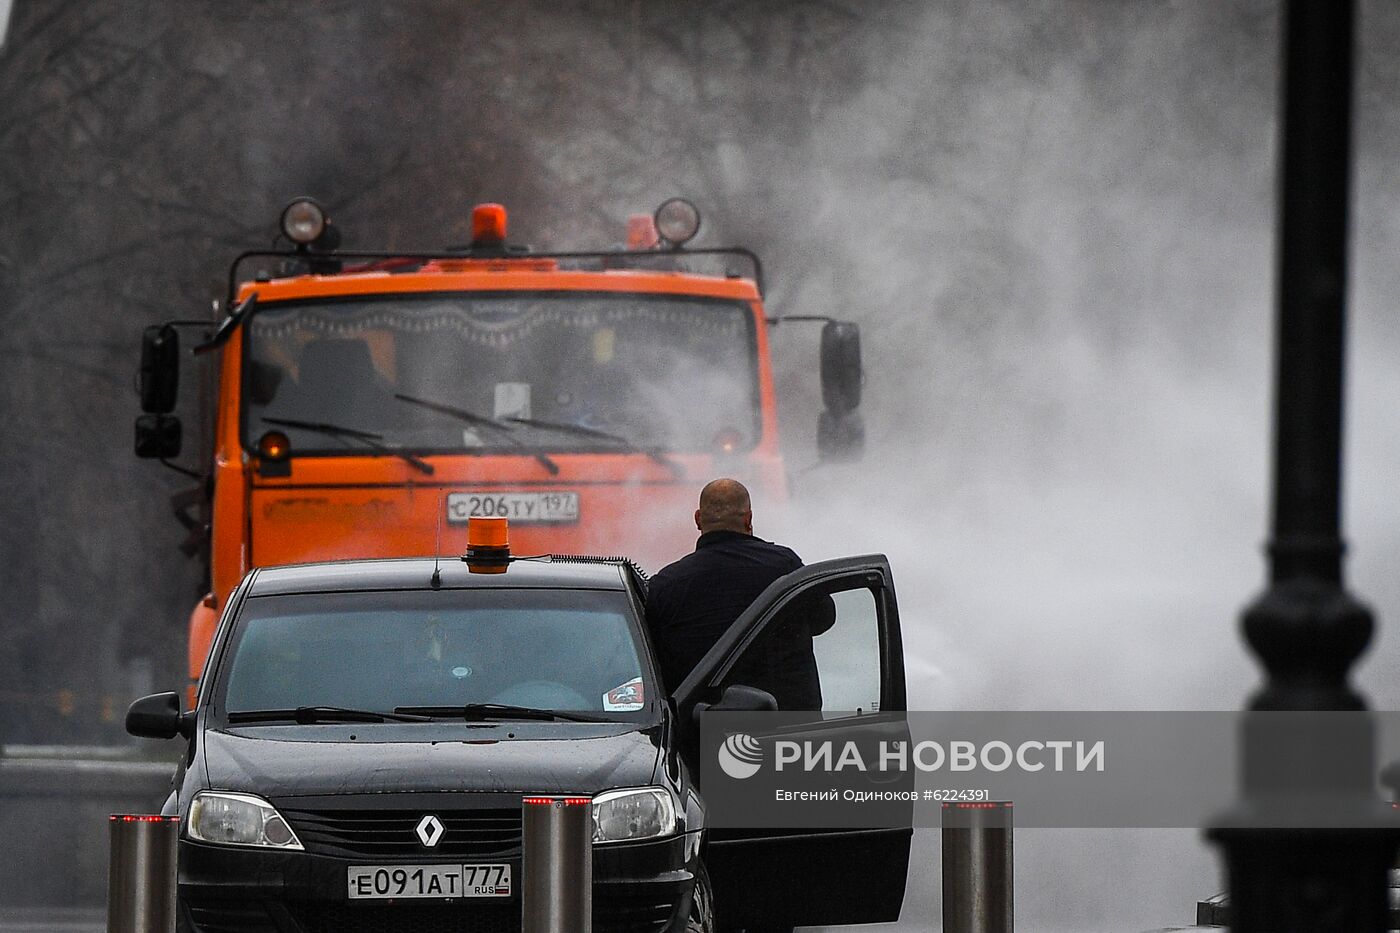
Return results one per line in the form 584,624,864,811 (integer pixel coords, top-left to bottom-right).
819,321,862,415
126,691,194,740
135,414,182,459
691,683,778,725
140,325,180,413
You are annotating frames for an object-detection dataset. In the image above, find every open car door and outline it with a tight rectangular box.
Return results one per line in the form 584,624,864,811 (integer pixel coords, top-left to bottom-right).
674,554,912,929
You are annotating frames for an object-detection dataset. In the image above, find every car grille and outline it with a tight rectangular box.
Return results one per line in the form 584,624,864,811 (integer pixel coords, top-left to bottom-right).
595,882,682,932
188,883,683,933
183,899,279,933
279,806,522,859
285,893,679,933
289,901,522,933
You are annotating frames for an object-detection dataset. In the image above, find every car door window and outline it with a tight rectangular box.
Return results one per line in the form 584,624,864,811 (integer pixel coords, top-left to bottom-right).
719,583,885,713
811,587,882,713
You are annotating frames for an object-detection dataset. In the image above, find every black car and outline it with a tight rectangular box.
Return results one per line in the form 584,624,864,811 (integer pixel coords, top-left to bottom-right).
128,552,911,932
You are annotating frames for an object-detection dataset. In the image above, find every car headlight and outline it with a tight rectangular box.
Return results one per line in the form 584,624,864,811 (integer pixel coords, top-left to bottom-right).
591,787,677,844
187,791,303,850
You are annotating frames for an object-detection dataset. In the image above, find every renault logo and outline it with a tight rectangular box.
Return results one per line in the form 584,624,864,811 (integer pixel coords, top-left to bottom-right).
415,814,445,847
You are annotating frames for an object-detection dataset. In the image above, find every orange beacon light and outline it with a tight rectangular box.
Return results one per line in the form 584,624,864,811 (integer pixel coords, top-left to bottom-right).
464,516,511,573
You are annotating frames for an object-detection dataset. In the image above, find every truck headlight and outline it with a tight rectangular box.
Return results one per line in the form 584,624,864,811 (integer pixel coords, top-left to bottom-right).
591,787,677,844
187,792,303,850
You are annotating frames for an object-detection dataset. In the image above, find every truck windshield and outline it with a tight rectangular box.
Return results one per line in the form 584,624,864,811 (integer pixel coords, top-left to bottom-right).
242,293,760,456
217,588,652,718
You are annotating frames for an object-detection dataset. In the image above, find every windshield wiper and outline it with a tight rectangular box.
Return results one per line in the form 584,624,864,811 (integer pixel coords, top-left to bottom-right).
260,416,435,476
393,393,559,476
503,417,683,478
394,703,612,723
228,706,433,725
194,293,257,355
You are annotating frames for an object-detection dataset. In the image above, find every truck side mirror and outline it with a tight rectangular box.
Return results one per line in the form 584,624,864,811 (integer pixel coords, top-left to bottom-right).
820,321,862,415
126,691,194,740
140,325,180,413
817,409,865,462
135,414,182,459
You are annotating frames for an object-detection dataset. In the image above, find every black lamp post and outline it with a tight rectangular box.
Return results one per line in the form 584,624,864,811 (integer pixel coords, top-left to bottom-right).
1207,1,1399,929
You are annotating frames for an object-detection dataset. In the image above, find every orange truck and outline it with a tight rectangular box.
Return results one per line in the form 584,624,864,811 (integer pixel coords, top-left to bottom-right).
135,197,866,694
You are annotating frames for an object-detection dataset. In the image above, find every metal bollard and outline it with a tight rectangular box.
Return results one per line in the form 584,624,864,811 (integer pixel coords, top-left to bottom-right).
942,801,1013,933
107,814,179,933
522,795,592,933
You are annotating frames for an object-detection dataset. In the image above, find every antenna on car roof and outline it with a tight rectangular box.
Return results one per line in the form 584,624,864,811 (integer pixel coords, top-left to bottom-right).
430,496,444,590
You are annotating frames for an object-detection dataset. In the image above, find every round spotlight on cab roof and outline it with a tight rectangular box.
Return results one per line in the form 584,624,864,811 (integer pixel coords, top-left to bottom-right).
653,198,701,247
257,430,291,461
280,198,327,246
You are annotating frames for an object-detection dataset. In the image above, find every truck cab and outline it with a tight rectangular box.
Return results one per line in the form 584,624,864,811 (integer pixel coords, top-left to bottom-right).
135,198,867,694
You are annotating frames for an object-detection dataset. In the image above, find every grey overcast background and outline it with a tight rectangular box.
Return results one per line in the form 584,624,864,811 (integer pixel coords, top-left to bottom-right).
3,1,1400,929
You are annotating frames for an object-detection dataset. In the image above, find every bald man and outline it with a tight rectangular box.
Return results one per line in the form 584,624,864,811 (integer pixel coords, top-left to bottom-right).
645,478,833,709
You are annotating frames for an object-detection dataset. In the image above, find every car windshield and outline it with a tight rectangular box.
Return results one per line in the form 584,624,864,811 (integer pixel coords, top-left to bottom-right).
242,293,760,455
217,588,651,719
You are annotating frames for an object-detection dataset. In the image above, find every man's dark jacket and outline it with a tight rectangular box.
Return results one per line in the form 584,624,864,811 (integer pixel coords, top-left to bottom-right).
645,530,831,710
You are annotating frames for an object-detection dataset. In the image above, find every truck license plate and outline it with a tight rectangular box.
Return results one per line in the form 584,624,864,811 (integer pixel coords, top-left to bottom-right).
347,863,512,899
447,492,579,525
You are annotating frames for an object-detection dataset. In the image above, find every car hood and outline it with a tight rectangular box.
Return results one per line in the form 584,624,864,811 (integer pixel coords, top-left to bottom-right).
199,722,663,798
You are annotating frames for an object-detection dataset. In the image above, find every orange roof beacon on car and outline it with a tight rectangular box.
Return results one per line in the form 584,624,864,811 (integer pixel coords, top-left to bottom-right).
134,198,869,697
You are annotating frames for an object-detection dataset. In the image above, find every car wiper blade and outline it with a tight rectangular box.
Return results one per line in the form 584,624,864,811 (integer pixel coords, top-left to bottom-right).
393,393,559,476
228,706,433,724
260,416,435,476
394,703,612,723
503,417,683,478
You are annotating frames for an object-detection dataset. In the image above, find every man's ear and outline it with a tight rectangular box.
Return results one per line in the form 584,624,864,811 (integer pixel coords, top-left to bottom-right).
695,509,703,532
743,510,754,534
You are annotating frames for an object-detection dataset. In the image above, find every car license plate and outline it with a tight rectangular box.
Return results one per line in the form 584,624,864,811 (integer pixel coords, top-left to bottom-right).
447,492,579,525
347,863,512,899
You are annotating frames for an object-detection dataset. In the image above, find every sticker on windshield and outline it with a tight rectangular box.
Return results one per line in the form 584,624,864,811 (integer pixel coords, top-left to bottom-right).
494,382,531,420
603,677,645,711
